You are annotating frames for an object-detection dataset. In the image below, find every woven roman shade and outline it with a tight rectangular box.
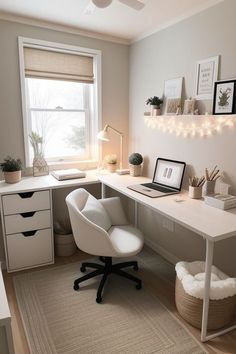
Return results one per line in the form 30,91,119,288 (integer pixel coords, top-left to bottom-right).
24,47,94,83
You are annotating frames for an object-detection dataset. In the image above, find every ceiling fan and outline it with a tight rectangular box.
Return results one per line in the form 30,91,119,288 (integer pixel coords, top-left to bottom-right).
84,0,145,15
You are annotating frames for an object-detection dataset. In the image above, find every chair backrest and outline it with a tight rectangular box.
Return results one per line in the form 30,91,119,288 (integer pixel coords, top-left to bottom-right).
66,189,116,257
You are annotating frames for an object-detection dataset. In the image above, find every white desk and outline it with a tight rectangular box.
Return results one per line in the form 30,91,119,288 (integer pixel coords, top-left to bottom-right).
99,174,236,342
0,171,235,342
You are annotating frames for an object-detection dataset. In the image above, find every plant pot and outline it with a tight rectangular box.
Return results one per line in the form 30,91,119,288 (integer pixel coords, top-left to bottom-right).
107,163,117,173
203,180,216,196
54,233,77,257
188,186,202,199
151,105,161,116
4,171,21,184
129,164,142,177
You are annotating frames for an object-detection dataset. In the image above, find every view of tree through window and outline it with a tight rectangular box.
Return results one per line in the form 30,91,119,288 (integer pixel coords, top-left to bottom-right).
26,78,89,162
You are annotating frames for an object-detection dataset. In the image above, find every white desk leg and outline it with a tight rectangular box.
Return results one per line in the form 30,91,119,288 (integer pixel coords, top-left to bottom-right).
5,322,15,354
134,201,138,228
101,183,106,199
201,239,214,342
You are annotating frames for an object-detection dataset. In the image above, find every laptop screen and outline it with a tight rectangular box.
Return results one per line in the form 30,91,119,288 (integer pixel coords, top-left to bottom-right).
153,158,186,191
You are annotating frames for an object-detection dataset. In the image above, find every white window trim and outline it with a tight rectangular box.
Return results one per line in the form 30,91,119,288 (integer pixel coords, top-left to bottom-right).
18,36,102,168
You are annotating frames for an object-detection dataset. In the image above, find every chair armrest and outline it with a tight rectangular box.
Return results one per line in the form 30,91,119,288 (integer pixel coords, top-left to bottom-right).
99,197,128,226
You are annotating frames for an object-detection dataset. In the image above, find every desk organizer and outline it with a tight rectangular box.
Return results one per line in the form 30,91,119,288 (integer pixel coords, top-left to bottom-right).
175,261,236,330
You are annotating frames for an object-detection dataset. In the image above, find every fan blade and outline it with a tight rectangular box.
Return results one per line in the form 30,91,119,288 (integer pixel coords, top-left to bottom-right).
84,1,96,15
118,0,144,10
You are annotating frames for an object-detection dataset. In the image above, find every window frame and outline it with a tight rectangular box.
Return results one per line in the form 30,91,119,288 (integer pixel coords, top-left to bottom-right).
18,37,102,167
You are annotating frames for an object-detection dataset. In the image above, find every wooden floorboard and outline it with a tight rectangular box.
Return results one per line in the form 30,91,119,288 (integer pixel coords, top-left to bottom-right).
3,248,236,354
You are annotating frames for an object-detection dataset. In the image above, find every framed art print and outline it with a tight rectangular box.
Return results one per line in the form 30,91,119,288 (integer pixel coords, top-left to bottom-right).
164,77,183,114
213,80,236,115
195,56,219,100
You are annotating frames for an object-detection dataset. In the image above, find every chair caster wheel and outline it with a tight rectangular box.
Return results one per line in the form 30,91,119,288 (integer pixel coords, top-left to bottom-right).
74,283,79,291
136,283,142,290
80,266,86,273
133,265,139,271
96,296,102,303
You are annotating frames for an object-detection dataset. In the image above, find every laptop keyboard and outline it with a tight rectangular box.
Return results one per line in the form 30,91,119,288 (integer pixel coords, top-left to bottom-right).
141,183,174,193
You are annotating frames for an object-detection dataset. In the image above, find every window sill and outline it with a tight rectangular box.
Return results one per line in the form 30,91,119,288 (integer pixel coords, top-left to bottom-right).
24,159,99,176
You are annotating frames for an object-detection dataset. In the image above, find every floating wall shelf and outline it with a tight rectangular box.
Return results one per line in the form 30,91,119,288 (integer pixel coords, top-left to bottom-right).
144,114,236,138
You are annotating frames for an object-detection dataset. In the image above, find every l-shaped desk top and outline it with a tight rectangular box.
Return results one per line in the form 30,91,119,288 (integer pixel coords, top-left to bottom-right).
0,170,236,242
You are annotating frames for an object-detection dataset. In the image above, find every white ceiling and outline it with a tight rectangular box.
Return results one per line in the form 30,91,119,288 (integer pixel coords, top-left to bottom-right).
0,0,222,43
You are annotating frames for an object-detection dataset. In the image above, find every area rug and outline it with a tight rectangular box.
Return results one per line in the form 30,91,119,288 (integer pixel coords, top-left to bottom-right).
14,258,206,354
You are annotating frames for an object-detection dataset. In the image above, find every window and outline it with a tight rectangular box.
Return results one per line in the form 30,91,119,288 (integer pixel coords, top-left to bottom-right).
19,38,101,166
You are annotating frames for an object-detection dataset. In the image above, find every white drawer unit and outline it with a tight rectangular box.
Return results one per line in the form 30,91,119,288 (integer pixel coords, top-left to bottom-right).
2,190,50,215
1,189,54,272
6,229,53,271
4,210,51,235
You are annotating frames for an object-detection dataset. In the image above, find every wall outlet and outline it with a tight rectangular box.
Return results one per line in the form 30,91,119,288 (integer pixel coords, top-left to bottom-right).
162,218,175,232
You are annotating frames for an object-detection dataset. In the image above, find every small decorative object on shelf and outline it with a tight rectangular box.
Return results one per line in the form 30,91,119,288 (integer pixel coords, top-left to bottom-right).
129,153,143,177
203,165,220,196
188,175,205,199
0,156,22,183
176,104,182,115
146,96,163,116
104,154,117,173
29,131,49,177
183,97,196,115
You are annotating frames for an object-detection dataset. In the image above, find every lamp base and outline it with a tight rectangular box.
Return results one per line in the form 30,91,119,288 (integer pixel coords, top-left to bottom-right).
116,169,130,175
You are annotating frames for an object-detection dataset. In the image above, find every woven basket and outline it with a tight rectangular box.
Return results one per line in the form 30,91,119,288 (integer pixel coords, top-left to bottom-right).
175,277,236,330
129,164,142,177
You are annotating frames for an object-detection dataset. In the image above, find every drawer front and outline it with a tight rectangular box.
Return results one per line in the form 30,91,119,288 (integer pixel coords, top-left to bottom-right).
6,228,53,271
2,190,50,215
5,210,51,235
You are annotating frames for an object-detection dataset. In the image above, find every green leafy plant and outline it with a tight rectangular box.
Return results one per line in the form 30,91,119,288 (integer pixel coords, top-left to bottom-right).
0,156,22,172
129,153,143,166
146,96,163,108
104,154,117,164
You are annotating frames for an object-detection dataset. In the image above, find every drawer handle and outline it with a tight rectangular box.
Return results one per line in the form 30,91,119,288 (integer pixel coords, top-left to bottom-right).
18,192,34,199
22,230,37,237
20,212,36,218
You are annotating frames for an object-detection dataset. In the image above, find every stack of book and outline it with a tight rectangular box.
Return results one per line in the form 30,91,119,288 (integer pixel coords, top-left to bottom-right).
51,169,86,181
204,194,236,210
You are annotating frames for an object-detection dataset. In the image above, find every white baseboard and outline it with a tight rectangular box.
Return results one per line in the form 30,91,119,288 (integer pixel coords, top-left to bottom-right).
145,239,180,265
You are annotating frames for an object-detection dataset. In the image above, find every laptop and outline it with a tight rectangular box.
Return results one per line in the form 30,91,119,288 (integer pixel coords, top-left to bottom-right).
128,158,186,198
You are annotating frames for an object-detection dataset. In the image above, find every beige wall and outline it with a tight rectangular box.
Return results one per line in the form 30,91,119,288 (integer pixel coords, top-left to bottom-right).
0,19,129,265
0,19,129,166
129,0,236,275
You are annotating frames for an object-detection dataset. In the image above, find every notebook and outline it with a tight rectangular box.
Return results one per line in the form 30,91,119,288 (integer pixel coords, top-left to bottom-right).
51,169,86,181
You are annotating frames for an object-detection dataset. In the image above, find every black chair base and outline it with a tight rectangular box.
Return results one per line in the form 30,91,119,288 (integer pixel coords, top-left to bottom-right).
73,257,142,303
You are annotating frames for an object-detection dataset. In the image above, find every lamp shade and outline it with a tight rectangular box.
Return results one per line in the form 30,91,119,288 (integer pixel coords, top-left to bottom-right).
97,129,110,141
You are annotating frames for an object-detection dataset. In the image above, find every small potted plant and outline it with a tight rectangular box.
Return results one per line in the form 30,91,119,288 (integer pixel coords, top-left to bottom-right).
104,154,117,173
0,156,22,183
146,96,163,116
129,153,143,177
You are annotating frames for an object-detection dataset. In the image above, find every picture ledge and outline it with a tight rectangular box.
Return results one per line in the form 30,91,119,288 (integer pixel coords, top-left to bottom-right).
143,114,236,138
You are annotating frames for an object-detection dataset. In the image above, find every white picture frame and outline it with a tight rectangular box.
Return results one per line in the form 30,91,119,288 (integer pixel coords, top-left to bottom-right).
195,56,219,100
164,77,183,99
164,77,183,114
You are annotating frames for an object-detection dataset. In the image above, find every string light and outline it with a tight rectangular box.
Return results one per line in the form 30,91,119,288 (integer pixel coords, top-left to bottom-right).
144,115,236,138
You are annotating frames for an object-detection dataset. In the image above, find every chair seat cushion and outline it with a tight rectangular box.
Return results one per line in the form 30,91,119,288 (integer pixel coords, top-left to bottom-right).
81,194,112,231
108,225,144,257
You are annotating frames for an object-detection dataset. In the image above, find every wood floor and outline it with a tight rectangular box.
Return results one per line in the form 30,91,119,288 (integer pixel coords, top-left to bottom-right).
3,248,236,354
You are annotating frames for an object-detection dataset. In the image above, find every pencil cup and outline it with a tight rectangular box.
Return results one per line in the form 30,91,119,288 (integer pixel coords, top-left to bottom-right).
188,186,202,199
203,180,216,196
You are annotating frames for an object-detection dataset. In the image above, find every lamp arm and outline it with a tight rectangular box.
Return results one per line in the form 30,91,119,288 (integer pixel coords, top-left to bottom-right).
106,124,123,137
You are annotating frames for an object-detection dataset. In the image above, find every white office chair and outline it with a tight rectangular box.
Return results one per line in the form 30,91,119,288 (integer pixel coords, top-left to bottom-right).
66,188,144,303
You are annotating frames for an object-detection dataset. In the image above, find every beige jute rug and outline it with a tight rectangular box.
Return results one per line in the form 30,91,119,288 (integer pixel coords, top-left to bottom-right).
14,257,207,354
